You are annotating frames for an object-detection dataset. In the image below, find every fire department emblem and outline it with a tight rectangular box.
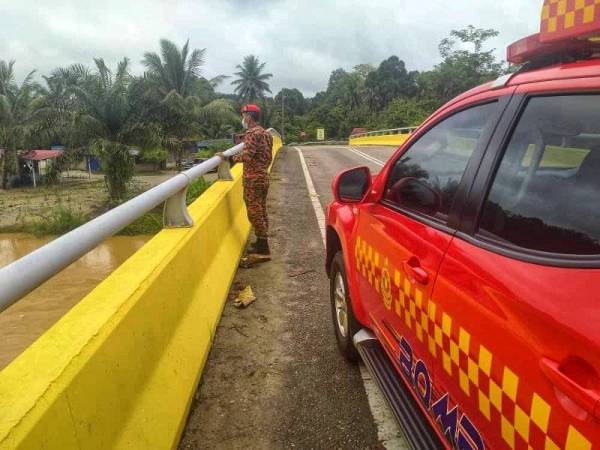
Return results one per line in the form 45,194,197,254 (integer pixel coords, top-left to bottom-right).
381,259,392,310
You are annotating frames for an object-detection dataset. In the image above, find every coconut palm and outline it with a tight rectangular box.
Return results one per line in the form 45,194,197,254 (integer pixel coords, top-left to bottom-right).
73,58,158,201
231,55,273,103
0,60,38,189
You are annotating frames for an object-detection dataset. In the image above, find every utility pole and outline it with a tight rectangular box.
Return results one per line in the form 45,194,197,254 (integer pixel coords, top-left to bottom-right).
281,91,285,144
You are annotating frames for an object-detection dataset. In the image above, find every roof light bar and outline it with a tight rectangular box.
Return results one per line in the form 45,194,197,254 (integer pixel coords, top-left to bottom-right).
507,0,600,65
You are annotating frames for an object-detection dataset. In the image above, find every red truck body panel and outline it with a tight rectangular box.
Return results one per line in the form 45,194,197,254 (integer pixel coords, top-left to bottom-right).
326,59,600,449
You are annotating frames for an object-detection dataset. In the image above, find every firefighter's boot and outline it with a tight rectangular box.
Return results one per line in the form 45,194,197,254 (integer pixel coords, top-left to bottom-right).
250,238,270,255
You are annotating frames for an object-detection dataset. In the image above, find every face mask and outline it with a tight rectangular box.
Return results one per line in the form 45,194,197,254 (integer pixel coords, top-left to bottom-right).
241,118,248,129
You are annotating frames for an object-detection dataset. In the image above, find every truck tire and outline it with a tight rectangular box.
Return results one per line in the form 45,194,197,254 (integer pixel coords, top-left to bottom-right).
330,251,360,362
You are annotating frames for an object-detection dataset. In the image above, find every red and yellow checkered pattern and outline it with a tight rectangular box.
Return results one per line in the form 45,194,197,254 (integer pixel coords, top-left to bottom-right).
355,236,593,450
541,0,600,42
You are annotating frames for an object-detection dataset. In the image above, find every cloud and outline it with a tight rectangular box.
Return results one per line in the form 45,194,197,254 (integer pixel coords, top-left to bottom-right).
0,0,541,96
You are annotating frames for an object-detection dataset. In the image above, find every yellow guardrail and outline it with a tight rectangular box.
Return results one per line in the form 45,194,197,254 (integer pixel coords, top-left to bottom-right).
349,127,416,147
349,134,411,147
0,135,282,449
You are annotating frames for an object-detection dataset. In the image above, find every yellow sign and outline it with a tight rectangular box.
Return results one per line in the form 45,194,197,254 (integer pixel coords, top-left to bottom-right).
316,128,325,141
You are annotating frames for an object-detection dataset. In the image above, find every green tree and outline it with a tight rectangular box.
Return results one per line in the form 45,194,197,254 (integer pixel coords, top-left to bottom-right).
353,64,375,79
419,26,505,106
73,58,158,202
143,39,233,166
0,60,38,189
34,64,91,149
365,56,418,111
231,55,273,103
197,98,239,138
370,98,431,129
274,88,307,116
142,38,207,98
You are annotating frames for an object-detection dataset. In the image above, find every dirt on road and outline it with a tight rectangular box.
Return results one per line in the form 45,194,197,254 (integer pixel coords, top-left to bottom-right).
179,147,382,449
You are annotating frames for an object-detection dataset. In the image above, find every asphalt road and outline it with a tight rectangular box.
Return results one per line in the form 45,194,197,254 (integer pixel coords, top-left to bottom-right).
179,145,400,450
299,145,395,208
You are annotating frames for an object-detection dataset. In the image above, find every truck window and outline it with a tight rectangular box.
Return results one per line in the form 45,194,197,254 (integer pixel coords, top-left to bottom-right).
383,102,497,220
479,95,600,255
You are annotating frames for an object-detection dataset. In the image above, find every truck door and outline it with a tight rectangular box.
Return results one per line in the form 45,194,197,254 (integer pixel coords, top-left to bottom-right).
431,94,600,449
353,101,501,417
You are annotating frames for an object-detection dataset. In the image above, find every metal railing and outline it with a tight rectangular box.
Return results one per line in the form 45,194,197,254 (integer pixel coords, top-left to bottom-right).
350,127,417,139
0,129,278,312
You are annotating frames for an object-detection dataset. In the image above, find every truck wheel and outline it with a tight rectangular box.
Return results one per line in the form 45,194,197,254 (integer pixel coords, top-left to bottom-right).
330,251,360,362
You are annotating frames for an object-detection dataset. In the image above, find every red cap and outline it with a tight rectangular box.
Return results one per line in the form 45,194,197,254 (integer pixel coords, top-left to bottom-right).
241,104,261,114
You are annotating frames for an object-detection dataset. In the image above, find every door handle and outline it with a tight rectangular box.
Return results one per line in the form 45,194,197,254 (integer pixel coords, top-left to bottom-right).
540,357,600,419
403,257,429,285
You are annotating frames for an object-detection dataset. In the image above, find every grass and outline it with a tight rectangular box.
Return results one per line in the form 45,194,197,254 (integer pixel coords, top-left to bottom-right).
118,178,212,236
26,205,88,237
2,177,214,237
119,209,163,235
186,178,211,205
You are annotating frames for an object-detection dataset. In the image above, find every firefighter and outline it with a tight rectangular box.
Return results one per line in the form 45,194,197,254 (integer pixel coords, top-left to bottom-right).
217,104,273,255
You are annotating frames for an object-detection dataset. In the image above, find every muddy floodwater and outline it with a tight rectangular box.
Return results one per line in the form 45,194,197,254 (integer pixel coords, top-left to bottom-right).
0,233,149,370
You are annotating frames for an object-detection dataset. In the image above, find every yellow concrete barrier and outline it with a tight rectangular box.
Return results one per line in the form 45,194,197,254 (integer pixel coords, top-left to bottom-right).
0,136,282,450
349,133,411,147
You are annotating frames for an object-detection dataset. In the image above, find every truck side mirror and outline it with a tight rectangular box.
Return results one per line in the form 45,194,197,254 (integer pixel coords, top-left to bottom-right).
333,166,372,203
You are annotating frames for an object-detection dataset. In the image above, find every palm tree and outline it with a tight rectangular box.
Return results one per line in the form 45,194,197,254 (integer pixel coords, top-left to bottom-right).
0,60,38,189
231,55,273,103
198,99,239,138
142,39,234,167
34,64,90,144
142,39,207,99
73,58,158,202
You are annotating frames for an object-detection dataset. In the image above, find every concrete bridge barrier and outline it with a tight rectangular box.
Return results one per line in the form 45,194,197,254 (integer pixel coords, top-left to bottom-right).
349,127,417,147
0,135,282,449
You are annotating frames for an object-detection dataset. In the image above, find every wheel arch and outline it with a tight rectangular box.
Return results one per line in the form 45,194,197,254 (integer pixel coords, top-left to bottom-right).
326,224,369,327
326,225,342,277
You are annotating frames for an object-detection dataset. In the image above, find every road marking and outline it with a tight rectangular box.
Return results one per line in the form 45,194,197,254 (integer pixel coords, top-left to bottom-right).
295,147,327,242
346,146,385,166
294,147,408,450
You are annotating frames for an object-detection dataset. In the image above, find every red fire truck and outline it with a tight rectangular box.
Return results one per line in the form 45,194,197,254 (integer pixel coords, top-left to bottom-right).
326,2,600,449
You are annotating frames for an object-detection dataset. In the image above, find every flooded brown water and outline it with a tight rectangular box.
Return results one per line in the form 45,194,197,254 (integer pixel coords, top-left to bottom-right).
0,233,149,370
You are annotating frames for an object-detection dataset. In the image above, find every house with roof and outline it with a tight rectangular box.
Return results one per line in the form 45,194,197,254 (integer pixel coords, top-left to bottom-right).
19,149,64,187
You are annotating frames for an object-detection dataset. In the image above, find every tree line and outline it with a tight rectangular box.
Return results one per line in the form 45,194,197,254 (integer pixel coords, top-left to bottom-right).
0,40,274,201
0,26,506,201
273,26,507,142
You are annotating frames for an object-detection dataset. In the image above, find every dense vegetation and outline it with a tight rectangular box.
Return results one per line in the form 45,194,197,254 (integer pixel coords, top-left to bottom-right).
274,26,508,142
0,26,507,200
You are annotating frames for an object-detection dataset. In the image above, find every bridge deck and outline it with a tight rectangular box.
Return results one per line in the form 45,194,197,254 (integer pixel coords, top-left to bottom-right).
180,145,408,449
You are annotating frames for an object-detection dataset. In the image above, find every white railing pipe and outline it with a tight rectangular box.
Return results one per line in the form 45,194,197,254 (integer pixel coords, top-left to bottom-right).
0,141,248,312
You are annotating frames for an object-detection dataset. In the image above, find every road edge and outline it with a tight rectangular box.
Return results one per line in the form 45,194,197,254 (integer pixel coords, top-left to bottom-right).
294,146,407,450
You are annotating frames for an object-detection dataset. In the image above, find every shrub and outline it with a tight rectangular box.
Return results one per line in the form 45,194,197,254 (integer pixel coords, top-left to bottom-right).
186,177,211,205
119,209,163,235
195,149,213,159
207,139,234,152
141,148,168,170
27,205,87,237
119,177,212,235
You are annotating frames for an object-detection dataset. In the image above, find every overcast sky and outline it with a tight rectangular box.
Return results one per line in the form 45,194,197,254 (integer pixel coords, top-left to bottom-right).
0,0,541,97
